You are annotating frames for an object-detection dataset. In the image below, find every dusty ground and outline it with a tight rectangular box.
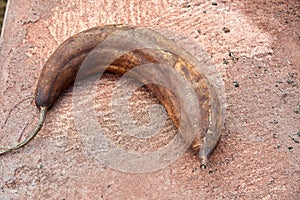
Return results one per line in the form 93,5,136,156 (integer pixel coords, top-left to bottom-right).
0,0,299,199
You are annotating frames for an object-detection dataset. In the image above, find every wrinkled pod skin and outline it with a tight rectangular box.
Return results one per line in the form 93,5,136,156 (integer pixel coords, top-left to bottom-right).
35,24,223,168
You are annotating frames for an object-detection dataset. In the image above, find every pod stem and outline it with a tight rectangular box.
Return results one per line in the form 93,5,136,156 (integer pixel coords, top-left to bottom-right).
0,107,47,155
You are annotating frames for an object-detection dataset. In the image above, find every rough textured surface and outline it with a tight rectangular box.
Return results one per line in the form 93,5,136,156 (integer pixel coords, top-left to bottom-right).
0,0,299,199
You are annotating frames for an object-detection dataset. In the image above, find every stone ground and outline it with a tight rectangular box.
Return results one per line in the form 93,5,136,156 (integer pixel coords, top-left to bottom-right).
0,0,299,199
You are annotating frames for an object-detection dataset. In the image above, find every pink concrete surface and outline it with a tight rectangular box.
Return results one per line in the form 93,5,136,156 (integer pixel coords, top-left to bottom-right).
0,0,299,199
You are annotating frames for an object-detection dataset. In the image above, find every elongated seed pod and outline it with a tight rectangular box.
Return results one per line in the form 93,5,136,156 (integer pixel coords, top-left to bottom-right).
2,25,223,168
